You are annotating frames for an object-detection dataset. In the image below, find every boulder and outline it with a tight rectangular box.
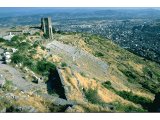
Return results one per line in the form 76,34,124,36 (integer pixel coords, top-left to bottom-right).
32,75,40,84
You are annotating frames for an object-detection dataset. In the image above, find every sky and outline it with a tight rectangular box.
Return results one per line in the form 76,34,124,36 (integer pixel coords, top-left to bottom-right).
0,0,160,7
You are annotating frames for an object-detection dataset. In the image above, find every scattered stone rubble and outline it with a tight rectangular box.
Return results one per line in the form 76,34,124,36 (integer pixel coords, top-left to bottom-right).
1,48,17,64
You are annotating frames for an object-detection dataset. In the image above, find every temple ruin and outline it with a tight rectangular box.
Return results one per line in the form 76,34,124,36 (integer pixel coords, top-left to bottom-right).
41,17,53,39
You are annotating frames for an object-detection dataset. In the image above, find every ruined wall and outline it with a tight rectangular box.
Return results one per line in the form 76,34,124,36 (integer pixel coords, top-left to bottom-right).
41,17,53,39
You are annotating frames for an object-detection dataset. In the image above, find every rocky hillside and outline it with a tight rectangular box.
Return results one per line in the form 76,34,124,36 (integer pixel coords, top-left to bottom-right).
45,33,160,112
0,31,160,112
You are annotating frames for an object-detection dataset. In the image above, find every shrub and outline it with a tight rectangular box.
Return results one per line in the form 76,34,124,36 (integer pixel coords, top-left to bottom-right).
57,30,62,34
11,35,19,42
43,33,49,39
112,102,145,112
23,33,30,36
41,46,45,50
33,40,40,48
80,72,86,77
11,52,24,64
36,60,56,75
2,80,13,92
23,57,35,68
11,52,35,69
61,62,67,67
34,32,40,36
124,71,137,79
84,89,102,105
102,81,114,90
116,90,152,109
94,51,104,57
18,42,31,50
139,80,158,94
0,38,5,42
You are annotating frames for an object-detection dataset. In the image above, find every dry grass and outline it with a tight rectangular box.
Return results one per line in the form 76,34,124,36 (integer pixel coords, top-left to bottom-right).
32,46,47,60
14,91,48,112
47,55,62,63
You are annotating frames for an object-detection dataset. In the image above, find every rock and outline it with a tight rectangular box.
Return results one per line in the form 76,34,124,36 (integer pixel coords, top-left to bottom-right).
5,93,15,99
0,74,6,87
32,75,40,84
11,48,18,53
2,52,11,64
18,106,37,112
4,93,20,101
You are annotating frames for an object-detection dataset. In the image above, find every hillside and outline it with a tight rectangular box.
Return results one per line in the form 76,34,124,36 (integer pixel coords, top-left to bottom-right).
0,31,160,112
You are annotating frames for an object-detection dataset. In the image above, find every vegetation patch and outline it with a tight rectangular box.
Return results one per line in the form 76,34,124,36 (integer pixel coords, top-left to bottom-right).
0,38,5,42
116,90,152,110
84,89,104,105
111,102,146,112
94,51,104,57
102,81,114,90
2,80,14,92
36,60,56,76
61,62,67,67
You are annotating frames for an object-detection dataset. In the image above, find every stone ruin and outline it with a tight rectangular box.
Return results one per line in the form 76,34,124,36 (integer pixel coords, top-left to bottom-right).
41,17,53,39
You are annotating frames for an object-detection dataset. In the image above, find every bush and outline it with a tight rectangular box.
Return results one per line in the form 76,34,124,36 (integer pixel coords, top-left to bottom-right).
11,52,35,68
94,51,104,57
2,80,13,91
23,33,30,36
11,52,24,64
61,62,67,67
112,102,145,112
36,60,56,75
34,32,40,36
116,90,152,109
23,57,35,68
11,36,19,42
102,81,114,90
18,42,31,50
43,33,49,39
33,41,40,48
80,72,86,77
41,46,45,50
139,80,158,94
84,89,103,105
0,38,5,42
57,30,62,34
124,71,137,79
